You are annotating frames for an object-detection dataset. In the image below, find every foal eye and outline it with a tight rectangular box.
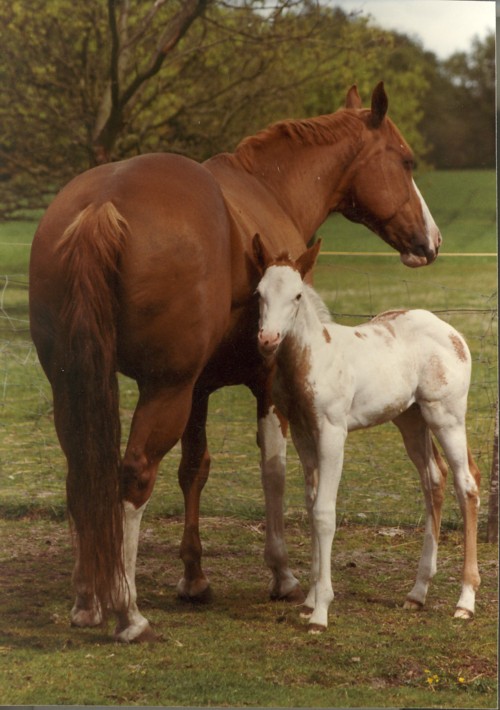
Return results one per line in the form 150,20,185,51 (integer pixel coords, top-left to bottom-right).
295,293,302,301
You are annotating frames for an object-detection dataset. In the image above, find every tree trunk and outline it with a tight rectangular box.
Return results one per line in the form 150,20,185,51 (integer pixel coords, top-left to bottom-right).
91,0,209,164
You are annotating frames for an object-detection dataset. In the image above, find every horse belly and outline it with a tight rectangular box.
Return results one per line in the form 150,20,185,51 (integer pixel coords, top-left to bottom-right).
117,240,232,383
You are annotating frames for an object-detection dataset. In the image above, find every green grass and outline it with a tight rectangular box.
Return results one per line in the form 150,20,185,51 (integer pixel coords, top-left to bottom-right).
0,169,497,707
0,517,498,707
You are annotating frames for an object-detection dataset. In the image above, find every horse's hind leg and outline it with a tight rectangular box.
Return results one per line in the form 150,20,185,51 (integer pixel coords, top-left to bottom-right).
393,405,448,610
176,390,213,602
112,381,195,642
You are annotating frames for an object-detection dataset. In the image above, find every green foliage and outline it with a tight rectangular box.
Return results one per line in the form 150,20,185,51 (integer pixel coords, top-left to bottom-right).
0,1,495,218
420,34,496,169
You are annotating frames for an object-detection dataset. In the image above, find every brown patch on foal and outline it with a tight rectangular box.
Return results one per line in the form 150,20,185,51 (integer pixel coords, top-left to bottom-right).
428,354,448,387
450,333,468,362
372,309,408,322
322,327,331,343
275,338,318,441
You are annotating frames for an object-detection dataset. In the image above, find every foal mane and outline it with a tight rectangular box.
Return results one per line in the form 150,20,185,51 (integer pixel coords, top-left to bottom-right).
235,110,363,171
303,284,333,325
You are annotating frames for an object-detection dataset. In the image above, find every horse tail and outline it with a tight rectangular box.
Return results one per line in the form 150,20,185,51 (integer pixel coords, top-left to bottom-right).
53,201,129,615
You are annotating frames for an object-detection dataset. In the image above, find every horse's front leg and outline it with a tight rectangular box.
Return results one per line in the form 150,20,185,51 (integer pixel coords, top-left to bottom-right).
308,422,346,633
257,402,304,602
177,392,212,602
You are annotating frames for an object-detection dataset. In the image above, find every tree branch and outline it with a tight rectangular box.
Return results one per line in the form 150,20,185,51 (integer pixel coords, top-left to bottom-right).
121,0,210,106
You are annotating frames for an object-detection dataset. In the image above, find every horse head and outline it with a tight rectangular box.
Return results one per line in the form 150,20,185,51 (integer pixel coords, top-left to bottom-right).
253,234,321,356
338,83,441,267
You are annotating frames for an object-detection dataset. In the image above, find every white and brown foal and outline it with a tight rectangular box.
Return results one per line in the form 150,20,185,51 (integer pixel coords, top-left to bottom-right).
253,234,480,633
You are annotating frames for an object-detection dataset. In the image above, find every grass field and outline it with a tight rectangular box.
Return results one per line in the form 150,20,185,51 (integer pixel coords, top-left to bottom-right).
0,169,497,707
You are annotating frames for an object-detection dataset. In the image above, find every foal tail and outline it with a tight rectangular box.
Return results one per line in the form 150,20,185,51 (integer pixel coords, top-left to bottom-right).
53,201,129,615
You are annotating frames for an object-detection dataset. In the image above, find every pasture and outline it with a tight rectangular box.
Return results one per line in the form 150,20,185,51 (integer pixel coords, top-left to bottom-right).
0,170,498,706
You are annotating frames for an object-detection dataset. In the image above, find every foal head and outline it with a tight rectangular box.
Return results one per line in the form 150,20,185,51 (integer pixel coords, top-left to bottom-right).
338,83,441,267
253,234,320,356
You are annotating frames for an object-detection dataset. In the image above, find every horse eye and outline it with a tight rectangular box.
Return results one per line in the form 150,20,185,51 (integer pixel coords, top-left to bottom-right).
296,293,302,301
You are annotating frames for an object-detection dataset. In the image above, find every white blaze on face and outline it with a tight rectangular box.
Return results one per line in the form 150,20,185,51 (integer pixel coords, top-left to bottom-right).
258,265,303,354
400,180,442,267
414,180,441,248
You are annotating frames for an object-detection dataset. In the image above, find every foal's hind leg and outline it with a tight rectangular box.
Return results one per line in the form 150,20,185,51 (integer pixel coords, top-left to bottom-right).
177,391,213,602
424,409,481,618
393,405,448,611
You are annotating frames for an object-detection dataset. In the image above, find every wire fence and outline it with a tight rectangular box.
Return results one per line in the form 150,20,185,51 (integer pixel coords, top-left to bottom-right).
0,258,497,531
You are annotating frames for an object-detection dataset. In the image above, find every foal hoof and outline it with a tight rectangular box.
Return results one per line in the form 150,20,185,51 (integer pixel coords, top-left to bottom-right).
299,605,314,619
177,577,212,604
308,623,327,634
454,607,474,620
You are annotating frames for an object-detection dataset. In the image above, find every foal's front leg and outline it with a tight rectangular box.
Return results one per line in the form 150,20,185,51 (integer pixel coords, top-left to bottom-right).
295,449,319,616
307,422,346,633
257,403,304,602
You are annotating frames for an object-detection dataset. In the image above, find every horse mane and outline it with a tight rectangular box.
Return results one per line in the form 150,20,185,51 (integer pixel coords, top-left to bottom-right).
234,110,363,171
303,283,333,325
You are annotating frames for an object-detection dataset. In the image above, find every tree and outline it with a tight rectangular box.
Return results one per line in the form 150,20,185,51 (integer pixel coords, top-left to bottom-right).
0,0,331,216
419,33,496,169
0,1,494,219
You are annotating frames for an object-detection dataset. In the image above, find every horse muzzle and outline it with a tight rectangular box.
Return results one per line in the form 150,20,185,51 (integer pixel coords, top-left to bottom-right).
400,239,440,268
258,329,282,356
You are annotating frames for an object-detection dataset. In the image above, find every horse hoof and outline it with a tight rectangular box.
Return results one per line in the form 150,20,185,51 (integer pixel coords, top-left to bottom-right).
299,605,314,619
177,577,212,604
270,583,306,604
403,598,424,611
70,607,103,628
454,607,474,620
308,623,327,634
115,620,156,643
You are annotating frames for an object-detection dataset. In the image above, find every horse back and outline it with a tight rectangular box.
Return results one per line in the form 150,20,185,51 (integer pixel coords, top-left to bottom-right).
30,153,234,383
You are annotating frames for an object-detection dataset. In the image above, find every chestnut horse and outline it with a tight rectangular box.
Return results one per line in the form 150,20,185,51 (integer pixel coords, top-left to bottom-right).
29,83,441,641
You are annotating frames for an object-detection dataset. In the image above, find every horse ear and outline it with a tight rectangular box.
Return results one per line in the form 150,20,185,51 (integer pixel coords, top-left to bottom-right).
252,233,272,274
296,239,321,279
345,84,362,109
370,81,388,128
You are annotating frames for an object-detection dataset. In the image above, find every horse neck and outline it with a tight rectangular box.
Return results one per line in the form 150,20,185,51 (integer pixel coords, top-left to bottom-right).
234,112,363,239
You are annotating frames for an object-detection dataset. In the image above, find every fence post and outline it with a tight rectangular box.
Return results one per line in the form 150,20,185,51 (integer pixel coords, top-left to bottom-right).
487,402,498,543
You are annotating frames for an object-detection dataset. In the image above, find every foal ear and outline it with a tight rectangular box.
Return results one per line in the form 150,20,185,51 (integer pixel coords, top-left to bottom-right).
345,84,362,109
252,233,273,274
370,81,388,128
296,239,321,279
